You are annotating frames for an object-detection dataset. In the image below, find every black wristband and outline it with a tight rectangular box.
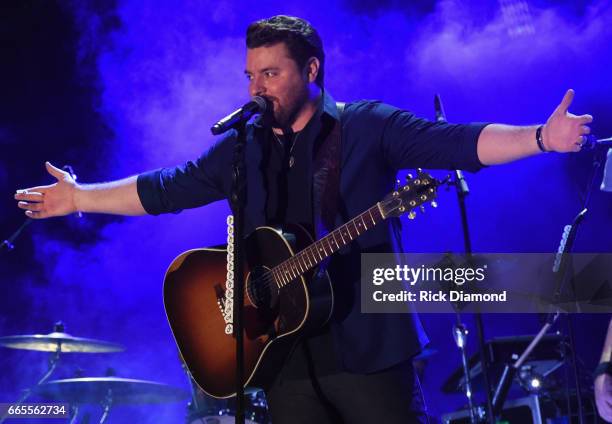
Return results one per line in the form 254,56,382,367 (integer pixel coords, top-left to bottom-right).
593,361,612,380
536,125,549,153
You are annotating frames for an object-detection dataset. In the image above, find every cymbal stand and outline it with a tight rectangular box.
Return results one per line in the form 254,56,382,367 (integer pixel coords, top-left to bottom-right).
452,322,477,423
435,94,494,423
68,405,80,424
99,389,113,424
180,358,204,422
0,346,61,423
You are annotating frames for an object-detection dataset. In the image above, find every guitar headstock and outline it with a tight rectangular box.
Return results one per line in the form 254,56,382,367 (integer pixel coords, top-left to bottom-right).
379,170,439,219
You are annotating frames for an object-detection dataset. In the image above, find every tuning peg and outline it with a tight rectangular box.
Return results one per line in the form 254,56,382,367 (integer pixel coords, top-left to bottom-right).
398,206,406,213
408,211,417,220
406,173,413,180
431,201,438,208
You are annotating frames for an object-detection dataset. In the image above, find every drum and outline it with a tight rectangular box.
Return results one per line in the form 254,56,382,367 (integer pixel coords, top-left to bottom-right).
187,391,269,424
188,416,255,424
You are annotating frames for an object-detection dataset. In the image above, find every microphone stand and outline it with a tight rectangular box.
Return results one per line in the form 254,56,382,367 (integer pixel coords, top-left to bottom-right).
1,219,32,254
230,124,247,424
489,205,586,420
489,139,609,422
2,164,81,255
558,146,607,423
211,102,269,424
435,94,495,423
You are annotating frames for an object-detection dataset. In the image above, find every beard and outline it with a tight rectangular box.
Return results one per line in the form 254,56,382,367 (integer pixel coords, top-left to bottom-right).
267,84,310,130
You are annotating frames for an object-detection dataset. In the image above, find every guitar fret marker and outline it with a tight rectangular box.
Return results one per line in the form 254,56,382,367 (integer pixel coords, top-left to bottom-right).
377,202,385,219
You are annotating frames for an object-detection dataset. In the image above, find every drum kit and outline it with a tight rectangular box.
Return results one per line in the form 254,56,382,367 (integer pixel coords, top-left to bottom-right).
181,355,269,424
0,321,270,423
185,388,268,424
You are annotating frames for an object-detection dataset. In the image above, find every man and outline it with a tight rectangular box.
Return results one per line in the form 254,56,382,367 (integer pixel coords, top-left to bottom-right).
595,318,612,422
14,15,592,423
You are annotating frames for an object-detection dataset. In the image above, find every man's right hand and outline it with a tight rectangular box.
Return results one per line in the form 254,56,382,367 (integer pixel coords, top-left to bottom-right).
14,162,78,219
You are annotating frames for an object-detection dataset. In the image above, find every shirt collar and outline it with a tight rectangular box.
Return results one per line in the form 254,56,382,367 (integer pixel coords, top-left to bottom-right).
295,90,337,144
320,89,340,122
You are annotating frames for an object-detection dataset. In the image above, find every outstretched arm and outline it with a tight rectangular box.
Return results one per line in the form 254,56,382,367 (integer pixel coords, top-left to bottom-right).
14,162,146,219
477,89,593,165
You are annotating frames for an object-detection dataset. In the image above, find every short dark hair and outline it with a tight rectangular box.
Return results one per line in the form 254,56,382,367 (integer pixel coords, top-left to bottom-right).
246,15,325,88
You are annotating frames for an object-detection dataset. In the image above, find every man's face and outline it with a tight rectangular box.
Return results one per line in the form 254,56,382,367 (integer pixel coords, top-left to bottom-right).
245,42,310,129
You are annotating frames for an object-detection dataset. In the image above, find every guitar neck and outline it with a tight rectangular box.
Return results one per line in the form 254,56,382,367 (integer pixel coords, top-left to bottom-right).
272,203,385,287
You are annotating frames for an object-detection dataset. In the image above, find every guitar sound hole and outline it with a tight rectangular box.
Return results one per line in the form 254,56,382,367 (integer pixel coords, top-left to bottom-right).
247,266,279,309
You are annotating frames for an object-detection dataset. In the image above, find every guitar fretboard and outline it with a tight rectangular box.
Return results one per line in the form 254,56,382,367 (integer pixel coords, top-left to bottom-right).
270,204,384,287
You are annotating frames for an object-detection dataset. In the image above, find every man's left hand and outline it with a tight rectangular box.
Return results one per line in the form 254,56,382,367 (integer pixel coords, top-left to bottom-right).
542,89,593,153
596,373,612,422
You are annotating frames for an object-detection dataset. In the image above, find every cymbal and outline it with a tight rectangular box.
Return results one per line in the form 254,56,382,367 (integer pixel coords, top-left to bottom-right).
34,377,189,405
0,332,124,353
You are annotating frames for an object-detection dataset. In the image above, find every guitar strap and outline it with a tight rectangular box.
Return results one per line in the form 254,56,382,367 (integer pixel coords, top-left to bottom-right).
282,102,345,374
312,102,345,241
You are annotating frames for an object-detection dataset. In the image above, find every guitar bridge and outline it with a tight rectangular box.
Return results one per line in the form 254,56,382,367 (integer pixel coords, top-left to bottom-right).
214,284,225,312
214,283,234,335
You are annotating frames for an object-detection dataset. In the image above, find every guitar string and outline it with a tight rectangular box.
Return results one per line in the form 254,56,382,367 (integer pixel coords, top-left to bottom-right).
231,182,434,302
234,205,383,301
234,188,429,301
232,209,370,305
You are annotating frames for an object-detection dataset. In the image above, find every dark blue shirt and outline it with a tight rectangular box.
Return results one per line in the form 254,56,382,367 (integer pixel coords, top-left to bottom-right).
137,91,488,373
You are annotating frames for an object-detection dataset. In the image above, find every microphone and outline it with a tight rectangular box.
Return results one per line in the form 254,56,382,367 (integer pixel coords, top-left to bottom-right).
210,96,269,135
435,94,469,196
584,135,612,150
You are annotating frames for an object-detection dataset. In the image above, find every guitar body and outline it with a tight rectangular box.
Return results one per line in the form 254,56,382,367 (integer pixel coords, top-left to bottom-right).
163,224,333,398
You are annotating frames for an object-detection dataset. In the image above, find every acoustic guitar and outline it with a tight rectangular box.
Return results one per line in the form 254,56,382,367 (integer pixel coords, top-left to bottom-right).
163,171,439,398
